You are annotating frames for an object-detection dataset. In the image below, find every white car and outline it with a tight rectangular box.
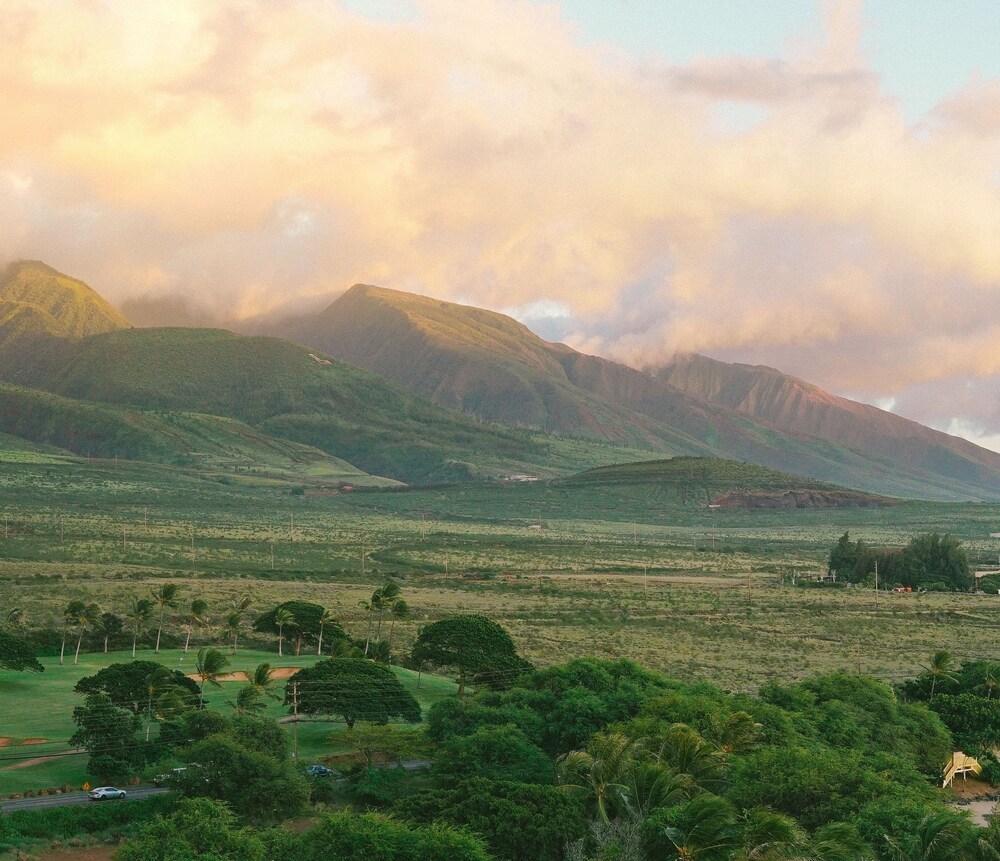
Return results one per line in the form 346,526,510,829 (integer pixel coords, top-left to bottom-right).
88,786,127,801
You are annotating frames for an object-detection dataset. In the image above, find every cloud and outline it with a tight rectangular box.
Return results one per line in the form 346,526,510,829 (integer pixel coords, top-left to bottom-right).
0,0,998,439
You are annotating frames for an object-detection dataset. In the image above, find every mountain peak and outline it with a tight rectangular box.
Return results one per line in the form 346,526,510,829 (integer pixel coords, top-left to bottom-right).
0,260,130,337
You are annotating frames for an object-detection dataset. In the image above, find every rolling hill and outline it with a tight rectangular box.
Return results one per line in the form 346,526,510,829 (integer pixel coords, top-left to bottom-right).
561,456,893,509
0,382,396,485
0,323,652,484
276,284,1000,501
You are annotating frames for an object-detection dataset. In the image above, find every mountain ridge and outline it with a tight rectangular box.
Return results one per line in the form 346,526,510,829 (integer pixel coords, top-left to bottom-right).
275,283,1000,501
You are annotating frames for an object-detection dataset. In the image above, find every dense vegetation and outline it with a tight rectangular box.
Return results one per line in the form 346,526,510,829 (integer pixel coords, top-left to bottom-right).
828,531,973,590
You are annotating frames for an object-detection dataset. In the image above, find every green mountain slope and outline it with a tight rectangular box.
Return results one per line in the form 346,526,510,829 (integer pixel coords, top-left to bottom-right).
0,383,397,485
275,284,1000,501
656,354,1000,500
0,326,650,483
278,284,720,453
0,260,129,336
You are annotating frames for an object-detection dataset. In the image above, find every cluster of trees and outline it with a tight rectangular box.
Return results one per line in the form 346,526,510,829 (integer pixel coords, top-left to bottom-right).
901,651,1000,765
3,579,413,671
42,609,1000,861
827,531,972,591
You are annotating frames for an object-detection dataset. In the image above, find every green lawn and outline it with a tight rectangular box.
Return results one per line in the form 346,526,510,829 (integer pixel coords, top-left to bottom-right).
0,648,457,795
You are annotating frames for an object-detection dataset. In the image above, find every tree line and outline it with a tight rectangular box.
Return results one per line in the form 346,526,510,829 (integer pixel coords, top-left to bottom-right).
827,531,973,590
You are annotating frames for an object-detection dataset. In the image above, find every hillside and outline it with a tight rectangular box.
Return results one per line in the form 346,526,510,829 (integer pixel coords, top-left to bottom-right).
277,284,720,453
0,383,397,485
0,326,650,484
562,456,892,509
0,260,129,337
657,354,1000,499
275,284,1000,501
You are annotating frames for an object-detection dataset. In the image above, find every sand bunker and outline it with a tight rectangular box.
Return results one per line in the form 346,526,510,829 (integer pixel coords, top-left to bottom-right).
184,666,303,682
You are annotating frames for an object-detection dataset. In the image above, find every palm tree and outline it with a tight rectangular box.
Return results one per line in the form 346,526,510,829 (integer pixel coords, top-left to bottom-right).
884,810,974,861
316,608,337,656
557,732,636,824
273,608,295,657
73,602,100,665
195,647,230,707
183,598,209,653
142,666,183,741
152,583,181,653
648,723,726,793
807,823,871,861
733,807,804,861
5,608,25,630
224,611,243,654
386,598,409,656
707,711,760,756
661,794,738,861
60,599,86,666
624,761,691,818
924,650,958,699
128,597,154,658
975,666,1000,700
373,582,401,646
228,686,267,715
225,595,252,654
249,662,277,699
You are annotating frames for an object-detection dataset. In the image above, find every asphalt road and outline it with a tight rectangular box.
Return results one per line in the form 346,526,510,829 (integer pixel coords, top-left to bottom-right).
1,786,169,814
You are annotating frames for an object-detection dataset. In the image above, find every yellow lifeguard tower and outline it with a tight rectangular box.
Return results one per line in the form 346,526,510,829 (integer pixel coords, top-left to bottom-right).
942,751,981,788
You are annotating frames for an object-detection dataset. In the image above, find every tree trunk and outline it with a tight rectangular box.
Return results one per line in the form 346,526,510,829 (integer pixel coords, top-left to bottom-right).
145,697,152,741
317,625,324,656
184,626,192,653
295,635,302,656
59,631,67,665
132,627,138,658
155,607,164,653
364,611,373,656
375,612,384,644
278,629,283,657
233,632,239,654
74,631,83,664
458,668,466,697
103,634,109,654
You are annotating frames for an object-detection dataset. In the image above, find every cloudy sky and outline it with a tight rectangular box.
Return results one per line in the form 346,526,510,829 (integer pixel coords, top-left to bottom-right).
1,1,998,445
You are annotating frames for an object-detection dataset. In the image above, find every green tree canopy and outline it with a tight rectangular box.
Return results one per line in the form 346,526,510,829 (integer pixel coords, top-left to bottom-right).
117,797,275,861
288,658,421,727
177,732,307,823
75,660,199,714
394,777,587,861
254,601,345,656
294,811,490,861
70,692,146,783
411,614,532,695
0,628,42,673
434,723,553,785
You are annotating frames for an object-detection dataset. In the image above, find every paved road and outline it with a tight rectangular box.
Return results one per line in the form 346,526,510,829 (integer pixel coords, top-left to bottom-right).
1,786,169,814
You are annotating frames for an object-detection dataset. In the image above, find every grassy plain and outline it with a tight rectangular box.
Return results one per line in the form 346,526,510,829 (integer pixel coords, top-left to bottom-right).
5,453,1000,793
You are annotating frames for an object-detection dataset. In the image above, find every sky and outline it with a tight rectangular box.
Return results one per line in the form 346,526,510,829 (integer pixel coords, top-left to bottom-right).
1,0,998,445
